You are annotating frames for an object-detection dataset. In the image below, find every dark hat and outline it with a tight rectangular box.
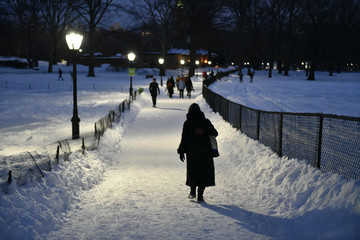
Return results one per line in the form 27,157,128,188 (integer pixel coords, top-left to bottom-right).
188,103,201,114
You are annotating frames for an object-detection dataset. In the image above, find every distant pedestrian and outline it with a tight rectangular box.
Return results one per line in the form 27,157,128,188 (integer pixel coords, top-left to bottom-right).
58,68,64,81
149,78,160,107
178,76,186,99
249,67,254,83
202,71,207,80
238,67,243,83
177,103,218,203
176,76,180,90
185,74,194,98
166,76,175,98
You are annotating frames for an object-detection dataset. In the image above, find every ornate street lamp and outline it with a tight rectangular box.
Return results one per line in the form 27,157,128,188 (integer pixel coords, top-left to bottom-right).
158,58,164,86
127,52,136,96
180,59,185,76
195,60,199,75
66,32,83,140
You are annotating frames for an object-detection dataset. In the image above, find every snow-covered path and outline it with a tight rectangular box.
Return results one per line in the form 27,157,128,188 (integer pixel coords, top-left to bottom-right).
45,83,287,240
2,71,359,240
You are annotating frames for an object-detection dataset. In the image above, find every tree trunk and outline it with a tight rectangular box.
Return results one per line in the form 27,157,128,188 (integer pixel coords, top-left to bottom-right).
87,25,95,77
161,38,166,76
307,61,316,80
188,36,196,77
268,61,273,78
48,52,53,73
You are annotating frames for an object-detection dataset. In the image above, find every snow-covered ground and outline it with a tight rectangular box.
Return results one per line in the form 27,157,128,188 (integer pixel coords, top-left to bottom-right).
0,62,359,240
210,70,360,117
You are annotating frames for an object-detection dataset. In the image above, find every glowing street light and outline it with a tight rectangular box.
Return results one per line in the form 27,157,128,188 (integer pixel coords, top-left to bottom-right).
66,33,83,51
158,58,164,86
127,52,136,96
65,32,83,139
180,59,185,76
195,60,200,75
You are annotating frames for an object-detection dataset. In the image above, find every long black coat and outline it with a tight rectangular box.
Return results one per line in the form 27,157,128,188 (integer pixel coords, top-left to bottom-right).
178,108,218,187
149,81,160,96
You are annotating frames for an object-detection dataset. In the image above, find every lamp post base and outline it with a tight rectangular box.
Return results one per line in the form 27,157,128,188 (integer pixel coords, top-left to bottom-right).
129,76,133,96
71,115,80,139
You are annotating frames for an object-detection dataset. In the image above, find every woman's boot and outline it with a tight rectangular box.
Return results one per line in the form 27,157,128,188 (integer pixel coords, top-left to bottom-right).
188,186,196,199
197,187,205,203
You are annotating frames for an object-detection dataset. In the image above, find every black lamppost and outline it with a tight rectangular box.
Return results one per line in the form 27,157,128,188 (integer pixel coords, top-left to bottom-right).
180,59,185,76
195,60,199,75
158,58,164,86
127,52,136,96
66,32,83,140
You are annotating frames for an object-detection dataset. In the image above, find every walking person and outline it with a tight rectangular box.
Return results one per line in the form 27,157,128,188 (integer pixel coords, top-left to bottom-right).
202,71,207,80
185,74,194,98
166,76,175,98
249,67,255,83
58,68,64,81
238,67,243,83
178,76,186,99
177,103,218,203
176,75,180,90
149,78,160,107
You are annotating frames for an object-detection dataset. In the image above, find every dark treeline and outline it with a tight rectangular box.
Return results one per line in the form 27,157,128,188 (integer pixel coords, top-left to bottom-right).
0,0,359,79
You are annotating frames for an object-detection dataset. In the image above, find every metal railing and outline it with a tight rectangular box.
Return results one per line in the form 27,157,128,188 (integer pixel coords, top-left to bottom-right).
203,72,360,180
0,91,141,192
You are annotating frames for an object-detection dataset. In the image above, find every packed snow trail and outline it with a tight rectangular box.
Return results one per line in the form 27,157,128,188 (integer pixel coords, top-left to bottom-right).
45,82,284,240
44,79,360,240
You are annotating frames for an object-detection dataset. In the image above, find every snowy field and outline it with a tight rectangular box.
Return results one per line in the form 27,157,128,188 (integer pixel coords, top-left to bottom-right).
0,61,360,239
210,70,360,117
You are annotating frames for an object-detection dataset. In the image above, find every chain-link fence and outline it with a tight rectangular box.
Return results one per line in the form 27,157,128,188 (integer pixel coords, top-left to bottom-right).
0,91,141,193
203,73,360,180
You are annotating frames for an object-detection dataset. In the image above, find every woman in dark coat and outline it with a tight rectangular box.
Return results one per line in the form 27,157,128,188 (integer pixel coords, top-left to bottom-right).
177,103,218,202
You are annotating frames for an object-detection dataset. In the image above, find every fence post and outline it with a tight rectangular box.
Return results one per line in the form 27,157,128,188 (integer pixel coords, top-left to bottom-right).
226,100,229,122
82,138,85,154
56,145,60,164
316,115,324,169
278,113,283,157
256,110,260,140
239,105,242,131
8,170,12,184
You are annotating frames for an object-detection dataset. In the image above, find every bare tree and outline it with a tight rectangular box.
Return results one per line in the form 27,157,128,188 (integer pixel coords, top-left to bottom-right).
326,0,360,75
76,0,113,77
178,0,224,76
5,0,44,68
41,0,77,73
301,0,331,80
115,0,178,76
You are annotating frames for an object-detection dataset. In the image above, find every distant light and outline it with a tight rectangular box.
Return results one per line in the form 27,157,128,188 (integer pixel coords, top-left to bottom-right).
204,60,208,64
208,61,212,65
195,60,200,65
128,52,136,61
66,32,83,50
158,58,164,64
180,59,185,65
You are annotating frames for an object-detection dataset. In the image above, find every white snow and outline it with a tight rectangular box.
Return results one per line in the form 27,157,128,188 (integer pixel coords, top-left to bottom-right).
0,62,359,240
